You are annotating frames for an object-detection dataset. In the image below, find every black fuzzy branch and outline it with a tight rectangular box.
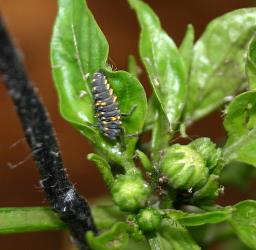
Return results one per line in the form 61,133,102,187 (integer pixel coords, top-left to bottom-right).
0,17,97,250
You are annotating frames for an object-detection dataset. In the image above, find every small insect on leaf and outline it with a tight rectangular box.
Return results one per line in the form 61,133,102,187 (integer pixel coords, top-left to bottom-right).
92,71,122,140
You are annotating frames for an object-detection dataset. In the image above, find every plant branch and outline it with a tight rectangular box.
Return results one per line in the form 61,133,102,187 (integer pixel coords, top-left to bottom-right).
0,207,66,234
0,16,97,250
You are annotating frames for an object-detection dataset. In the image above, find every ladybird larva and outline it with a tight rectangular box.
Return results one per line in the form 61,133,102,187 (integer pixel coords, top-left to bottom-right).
92,71,122,140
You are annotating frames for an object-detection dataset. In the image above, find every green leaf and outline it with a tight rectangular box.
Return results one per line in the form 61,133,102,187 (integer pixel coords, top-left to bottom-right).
180,209,232,227
128,55,140,78
246,36,256,90
148,219,200,250
223,91,256,166
144,96,155,131
179,24,195,79
0,207,65,234
165,207,231,227
128,0,187,132
86,222,129,250
51,0,108,142
151,108,170,161
136,150,153,172
147,95,170,161
229,200,256,249
143,96,170,164
186,8,256,123
51,0,147,166
87,217,150,250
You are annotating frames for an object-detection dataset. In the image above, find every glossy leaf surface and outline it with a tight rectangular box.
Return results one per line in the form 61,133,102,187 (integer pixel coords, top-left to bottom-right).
180,209,231,227
223,91,256,166
128,0,186,131
105,70,147,156
51,0,108,142
186,8,256,123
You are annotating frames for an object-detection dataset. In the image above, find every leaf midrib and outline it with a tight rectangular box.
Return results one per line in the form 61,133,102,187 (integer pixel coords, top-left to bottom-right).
71,22,93,100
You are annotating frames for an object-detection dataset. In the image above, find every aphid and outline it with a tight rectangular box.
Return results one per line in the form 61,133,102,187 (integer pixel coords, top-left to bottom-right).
92,71,122,140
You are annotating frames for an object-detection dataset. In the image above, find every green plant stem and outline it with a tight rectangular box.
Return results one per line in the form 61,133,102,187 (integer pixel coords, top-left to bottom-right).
119,158,137,173
0,207,66,234
92,134,136,172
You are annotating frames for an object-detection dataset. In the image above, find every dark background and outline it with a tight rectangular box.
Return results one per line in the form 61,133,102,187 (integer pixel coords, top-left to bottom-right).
0,0,255,249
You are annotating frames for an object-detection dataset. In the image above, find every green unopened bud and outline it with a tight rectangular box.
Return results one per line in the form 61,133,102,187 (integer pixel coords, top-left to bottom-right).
111,172,151,212
189,137,221,171
136,208,162,232
160,144,209,190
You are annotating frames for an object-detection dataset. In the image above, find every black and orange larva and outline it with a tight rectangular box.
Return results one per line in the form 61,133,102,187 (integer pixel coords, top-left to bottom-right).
92,71,122,140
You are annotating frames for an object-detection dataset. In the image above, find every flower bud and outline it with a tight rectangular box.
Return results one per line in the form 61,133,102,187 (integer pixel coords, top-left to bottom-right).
136,208,162,232
189,137,221,171
160,144,209,190
111,172,151,212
